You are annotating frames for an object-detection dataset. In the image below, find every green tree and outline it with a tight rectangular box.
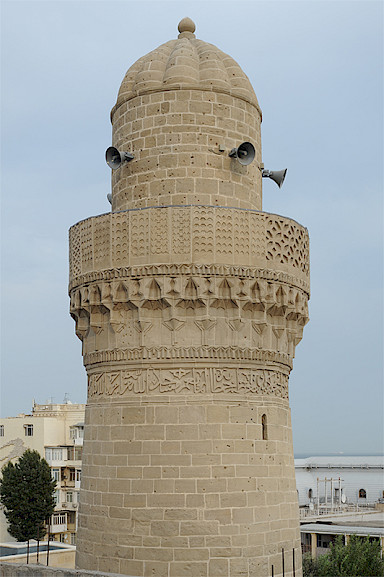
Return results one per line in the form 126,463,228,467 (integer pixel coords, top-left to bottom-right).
0,449,56,543
303,535,384,577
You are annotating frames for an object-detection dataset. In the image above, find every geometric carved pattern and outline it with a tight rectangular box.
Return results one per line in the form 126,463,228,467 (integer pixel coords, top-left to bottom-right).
79,218,93,274
87,367,289,399
130,210,149,257
69,224,81,279
69,263,309,295
216,208,233,257
192,206,215,258
266,215,309,275
150,208,169,255
93,214,110,269
69,267,309,381
112,212,129,266
250,211,266,259
234,209,249,257
69,206,310,290
83,346,293,368
172,207,191,254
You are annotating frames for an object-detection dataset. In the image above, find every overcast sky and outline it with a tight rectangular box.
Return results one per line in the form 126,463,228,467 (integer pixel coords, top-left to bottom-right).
1,0,383,456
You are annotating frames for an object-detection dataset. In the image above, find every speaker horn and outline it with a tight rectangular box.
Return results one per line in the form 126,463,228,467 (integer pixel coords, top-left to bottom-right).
229,142,255,166
262,168,287,188
105,146,134,169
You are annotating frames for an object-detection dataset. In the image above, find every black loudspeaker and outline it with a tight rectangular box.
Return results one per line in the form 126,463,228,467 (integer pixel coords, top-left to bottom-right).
228,142,256,166
105,146,134,169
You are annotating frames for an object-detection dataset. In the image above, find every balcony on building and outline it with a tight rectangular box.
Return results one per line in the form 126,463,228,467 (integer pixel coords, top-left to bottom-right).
49,512,67,535
69,423,84,446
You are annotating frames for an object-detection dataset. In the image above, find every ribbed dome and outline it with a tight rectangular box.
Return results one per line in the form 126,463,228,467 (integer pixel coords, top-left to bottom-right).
114,18,260,113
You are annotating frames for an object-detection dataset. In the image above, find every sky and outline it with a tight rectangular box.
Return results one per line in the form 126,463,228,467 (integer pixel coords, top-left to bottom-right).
0,0,383,456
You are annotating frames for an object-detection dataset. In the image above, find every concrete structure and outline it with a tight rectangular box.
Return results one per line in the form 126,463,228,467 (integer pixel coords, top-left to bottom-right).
69,18,310,577
0,541,76,568
0,401,85,545
0,563,120,577
295,456,384,509
300,511,384,558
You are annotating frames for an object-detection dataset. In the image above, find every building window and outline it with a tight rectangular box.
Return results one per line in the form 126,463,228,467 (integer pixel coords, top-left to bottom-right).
46,447,63,461
24,424,33,436
53,490,60,504
317,534,333,549
70,428,77,440
67,512,76,524
359,488,367,499
66,491,73,503
0,425,4,436
67,446,82,460
261,414,267,440
69,468,75,482
52,468,60,482
70,533,76,545
76,470,81,482
74,447,82,460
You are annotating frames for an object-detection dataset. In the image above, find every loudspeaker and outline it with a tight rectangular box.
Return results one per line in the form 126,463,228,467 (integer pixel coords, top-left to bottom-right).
105,146,134,169
229,142,255,165
107,193,112,205
262,168,287,188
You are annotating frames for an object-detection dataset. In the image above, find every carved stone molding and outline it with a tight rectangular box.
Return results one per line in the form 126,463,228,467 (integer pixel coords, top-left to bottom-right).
70,275,309,318
87,367,289,399
83,345,293,369
70,273,308,363
69,263,310,294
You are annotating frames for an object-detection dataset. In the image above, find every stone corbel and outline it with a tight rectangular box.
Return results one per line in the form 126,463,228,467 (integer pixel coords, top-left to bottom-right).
227,318,246,346
162,318,185,345
133,320,152,346
195,318,216,346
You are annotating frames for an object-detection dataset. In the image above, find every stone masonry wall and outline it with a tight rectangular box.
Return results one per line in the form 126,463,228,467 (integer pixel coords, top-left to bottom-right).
0,562,136,577
76,398,300,577
110,90,262,212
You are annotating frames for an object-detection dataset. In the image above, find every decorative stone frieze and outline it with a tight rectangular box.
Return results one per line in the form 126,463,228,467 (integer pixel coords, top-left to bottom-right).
87,367,289,399
69,206,309,291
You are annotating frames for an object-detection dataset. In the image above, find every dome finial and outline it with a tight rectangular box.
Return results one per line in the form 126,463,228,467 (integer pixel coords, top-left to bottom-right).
178,17,196,38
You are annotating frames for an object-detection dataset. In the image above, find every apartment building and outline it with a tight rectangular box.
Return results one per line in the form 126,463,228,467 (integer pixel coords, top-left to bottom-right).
0,400,85,545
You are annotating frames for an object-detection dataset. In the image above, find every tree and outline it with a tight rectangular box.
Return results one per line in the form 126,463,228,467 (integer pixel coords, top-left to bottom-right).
0,449,56,545
303,535,384,577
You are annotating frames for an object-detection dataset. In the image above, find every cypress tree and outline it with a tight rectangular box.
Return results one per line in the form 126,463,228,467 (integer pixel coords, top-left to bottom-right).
0,449,56,545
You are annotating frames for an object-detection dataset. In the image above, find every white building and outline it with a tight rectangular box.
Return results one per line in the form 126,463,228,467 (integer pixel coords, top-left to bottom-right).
0,400,85,545
295,456,384,508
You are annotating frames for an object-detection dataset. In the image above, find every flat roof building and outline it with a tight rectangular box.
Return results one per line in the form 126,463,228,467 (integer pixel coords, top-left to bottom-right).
0,400,85,548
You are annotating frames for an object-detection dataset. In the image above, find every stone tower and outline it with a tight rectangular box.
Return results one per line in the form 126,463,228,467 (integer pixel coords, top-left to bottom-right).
69,18,309,577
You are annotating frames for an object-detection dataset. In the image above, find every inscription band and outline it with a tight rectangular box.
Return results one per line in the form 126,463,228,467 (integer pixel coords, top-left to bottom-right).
87,367,289,399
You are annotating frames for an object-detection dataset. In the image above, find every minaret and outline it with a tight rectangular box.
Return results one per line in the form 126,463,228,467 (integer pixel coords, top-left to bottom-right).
69,18,309,577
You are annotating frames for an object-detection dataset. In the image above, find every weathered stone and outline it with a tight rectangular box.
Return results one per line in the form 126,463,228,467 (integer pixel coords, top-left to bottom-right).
70,16,308,577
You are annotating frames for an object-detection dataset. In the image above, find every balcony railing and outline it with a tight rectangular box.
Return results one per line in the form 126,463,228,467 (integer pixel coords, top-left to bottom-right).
299,502,376,519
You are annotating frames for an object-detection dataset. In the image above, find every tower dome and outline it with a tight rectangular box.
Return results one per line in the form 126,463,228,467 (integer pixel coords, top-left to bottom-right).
114,18,261,112
110,18,263,212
